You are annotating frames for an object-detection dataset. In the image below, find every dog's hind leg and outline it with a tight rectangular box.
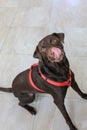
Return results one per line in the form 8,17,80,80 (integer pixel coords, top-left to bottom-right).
18,93,36,115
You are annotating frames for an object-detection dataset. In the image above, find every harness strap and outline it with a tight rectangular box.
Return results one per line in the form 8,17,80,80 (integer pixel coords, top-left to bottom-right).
29,63,45,92
29,63,72,92
38,67,72,87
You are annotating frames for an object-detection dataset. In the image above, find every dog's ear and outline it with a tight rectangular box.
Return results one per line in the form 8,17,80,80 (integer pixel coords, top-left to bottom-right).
33,46,42,60
52,33,65,43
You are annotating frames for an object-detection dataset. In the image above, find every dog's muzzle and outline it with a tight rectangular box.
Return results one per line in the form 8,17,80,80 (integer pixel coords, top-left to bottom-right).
47,47,64,62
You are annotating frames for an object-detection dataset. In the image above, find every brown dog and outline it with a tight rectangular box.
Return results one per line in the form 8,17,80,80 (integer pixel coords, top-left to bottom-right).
0,33,87,130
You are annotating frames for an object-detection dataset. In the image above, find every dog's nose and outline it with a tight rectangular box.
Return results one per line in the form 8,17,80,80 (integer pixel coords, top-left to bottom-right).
49,47,62,59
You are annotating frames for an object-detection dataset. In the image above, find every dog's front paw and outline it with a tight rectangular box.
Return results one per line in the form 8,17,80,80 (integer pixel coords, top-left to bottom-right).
29,106,37,115
82,93,87,100
70,124,78,130
30,107,37,115
70,126,78,130
70,128,78,130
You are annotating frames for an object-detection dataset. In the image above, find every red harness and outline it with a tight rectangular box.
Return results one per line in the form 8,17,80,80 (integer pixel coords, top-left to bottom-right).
29,63,72,92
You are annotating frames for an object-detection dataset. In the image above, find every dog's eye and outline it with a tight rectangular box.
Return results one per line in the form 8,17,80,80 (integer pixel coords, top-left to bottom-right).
51,39,58,45
41,46,46,52
41,46,45,48
53,40,57,43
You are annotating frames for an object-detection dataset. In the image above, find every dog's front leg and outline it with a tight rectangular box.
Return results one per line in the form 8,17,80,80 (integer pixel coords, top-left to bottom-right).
71,80,87,99
53,96,78,130
71,71,87,99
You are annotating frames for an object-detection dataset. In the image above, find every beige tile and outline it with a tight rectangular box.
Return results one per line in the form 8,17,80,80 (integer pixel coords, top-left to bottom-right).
0,54,37,86
33,95,56,130
0,7,17,27
65,28,87,46
15,0,53,28
48,28,87,57
12,6,51,27
0,94,34,130
49,0,87,28
66,57,87,98
1,27,47,54
66,45,87,57
48,27,65,35
0,27,10,49
65,99,87,130
50,109,68,130
0,0,20,7
19,0,53,8
60,29,87,57
50,98,87,130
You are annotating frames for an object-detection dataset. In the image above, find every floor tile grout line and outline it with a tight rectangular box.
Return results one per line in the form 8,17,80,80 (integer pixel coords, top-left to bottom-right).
7,26,49,29
9,7,19,27
0,7,19,54
0,28,11,54
0,53,33,56
50,109,59,130
31,96,41,130
47,0,55,33
0,0,21,8
49,108,57,130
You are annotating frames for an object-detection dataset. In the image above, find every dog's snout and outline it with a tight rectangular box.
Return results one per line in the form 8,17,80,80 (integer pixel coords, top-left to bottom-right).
47,47,64,62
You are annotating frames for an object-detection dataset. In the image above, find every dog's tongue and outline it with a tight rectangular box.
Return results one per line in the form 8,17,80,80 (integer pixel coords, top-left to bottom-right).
51,47,62,59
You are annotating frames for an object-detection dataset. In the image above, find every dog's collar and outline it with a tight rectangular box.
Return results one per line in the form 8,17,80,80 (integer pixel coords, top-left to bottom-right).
29,63,72,92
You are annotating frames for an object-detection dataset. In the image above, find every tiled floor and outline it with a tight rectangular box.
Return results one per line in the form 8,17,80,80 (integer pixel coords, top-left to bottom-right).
0,0,87,130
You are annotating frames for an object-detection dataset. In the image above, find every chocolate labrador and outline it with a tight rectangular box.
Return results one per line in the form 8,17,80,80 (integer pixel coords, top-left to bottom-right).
0,33,87,130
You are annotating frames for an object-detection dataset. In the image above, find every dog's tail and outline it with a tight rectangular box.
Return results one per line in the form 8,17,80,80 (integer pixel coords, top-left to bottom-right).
0,87,12,93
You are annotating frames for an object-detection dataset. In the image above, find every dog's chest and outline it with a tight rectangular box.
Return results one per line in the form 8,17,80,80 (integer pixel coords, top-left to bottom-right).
28,64,71,93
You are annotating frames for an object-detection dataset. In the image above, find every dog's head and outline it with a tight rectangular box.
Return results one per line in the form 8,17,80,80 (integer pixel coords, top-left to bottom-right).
33,33,65,63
